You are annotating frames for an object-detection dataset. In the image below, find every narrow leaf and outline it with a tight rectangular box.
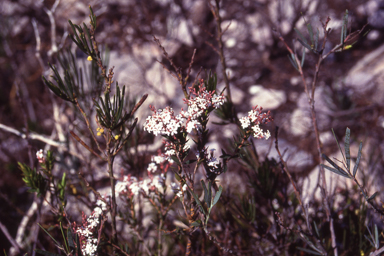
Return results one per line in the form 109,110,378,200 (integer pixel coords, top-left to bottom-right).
345,127,351,171
187,187,206,215
368,192,379,201
296,247,322,255
297,38,313,51
67,227,76,251
315,28,319,51
321,154,345,173
288,55,299,71
191,221,201,227
37,223,61,247
60,222,69,253
307,23,314,46
321,164,350,179
331,128,345,161
294,28,308,45
301,48,306,67
313,221,320,238
353,141,363,177
375,224,379,248
364,234,375,248
212,185,223,206
201,180,210,208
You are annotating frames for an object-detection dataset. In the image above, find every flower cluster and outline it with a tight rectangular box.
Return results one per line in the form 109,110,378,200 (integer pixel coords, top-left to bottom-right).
239,106,272,140
144,81,225,137
116,151,173,197
183,81,225,119
96,127,104,136
197,148,221,174
171,182,187,197
143,106,183,136
75,199,107,256
116,174,166,197
36,149,45,163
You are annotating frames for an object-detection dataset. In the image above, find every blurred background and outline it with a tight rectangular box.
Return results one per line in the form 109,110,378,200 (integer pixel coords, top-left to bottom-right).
1,0,384,254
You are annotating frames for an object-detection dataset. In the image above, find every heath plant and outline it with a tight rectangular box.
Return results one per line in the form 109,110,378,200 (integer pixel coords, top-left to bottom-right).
5,3,384,256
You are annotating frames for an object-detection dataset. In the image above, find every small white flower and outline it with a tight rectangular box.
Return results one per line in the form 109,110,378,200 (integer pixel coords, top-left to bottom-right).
147,162,157,173
240,116,250,129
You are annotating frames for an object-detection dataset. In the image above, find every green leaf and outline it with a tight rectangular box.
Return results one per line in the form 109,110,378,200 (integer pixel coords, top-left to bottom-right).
187,186,206,215
375,224,379,247
191,220,201,227
345,127,351,171
296,247,323,255
83,23,93,54
353,141,363,177
364,234,375,248
201,180,210,207
297,38,313,51
294,28,308,45
67,227,75,251
37,223,61,247
288,55,299,71
60,222,69,253
321,164,350,179
184,159,197,165
212,185,223,206
368,192,379,201
321,154,350,178
313,221,320,238
341,10,349,44
307,23,314,47
68,20,86,53
331,128,345,162
315,28,319,51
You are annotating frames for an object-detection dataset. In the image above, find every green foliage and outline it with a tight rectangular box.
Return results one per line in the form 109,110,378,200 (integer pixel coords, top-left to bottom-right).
19,162,47,197
42,63,78,103
94,84,127,130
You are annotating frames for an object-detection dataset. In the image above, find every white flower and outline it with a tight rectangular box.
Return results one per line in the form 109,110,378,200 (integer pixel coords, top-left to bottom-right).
147,162,157,173
165,149,176,156
129,182,140,196
152,155,165,164
186,119,199,133
83,240,97,255
36,149,44,159
240,116,250,129
207,157,220,168
212,94,225,108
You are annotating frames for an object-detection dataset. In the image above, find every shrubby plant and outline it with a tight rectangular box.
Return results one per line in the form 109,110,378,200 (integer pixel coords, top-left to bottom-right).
5,3,384,256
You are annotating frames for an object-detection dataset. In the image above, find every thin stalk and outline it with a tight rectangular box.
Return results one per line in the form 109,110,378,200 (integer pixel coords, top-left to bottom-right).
158,218,163,256
211,0,231,103
107,148,118,253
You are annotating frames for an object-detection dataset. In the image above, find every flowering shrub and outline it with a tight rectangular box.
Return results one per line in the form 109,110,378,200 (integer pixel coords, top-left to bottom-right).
5,4,384,256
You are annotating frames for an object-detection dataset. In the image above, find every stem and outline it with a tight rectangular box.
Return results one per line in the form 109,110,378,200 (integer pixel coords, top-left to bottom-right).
158,218,163,256
211,0,231,103
107,150,118,252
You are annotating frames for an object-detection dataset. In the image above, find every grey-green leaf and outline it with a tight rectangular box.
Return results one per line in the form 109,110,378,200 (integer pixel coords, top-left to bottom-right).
321,154,350,178
296,247,323,255
368,192,379,201
187,186,206,215
321,164,350,179
212,185,223,206
345,127,351,171
301,48,306,67
353,141,363,177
